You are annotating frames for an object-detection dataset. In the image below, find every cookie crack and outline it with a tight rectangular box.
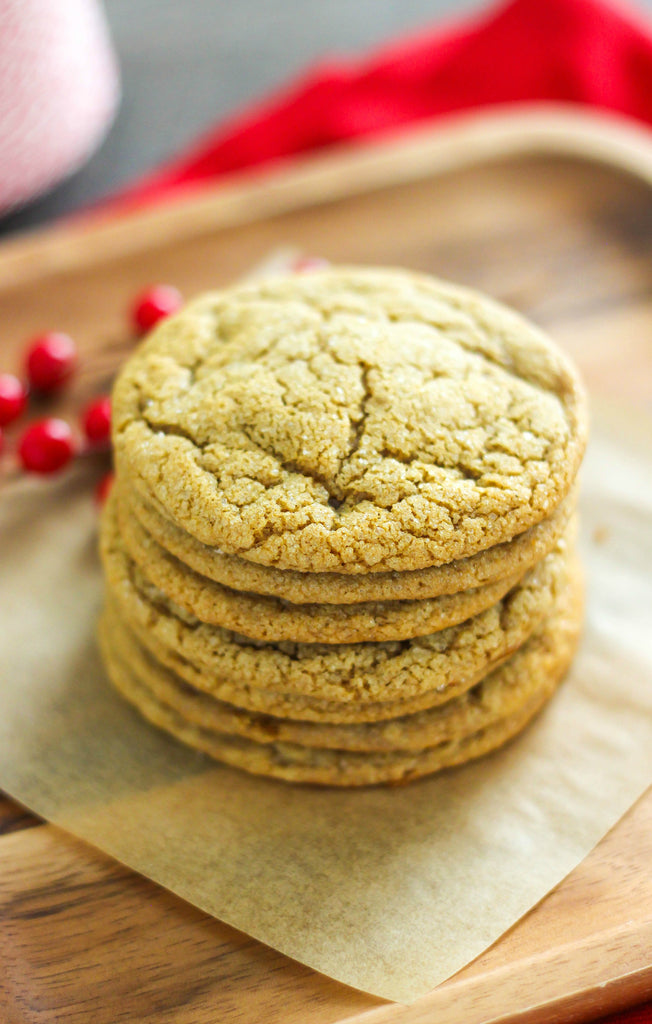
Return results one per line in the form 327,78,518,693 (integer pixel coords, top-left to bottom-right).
234,422,339,505
143,420,205,448
347,363,372,462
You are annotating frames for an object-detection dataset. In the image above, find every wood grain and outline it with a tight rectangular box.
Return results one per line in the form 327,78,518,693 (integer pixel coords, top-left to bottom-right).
0,798,40,837
2,797,651,1024
0,119,651,1023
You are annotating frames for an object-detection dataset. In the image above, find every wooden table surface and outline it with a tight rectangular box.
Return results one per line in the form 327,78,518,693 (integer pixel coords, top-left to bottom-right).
1,121,652,1022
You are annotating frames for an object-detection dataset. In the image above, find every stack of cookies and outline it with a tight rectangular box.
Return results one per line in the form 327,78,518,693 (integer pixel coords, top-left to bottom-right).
99,267,588,786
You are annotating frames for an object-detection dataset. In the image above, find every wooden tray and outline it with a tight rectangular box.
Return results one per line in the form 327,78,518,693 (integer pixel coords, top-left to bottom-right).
2,110,652,1024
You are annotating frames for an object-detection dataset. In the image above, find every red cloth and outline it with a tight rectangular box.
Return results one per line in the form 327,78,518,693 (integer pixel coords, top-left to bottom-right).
112,5,652,1018
599,1009,652,1024
112,0,652,212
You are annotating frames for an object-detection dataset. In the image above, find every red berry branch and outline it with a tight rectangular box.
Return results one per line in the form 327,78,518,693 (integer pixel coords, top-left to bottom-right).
0,259,327,504
0,373,28,425
19,419,76,474
82,396,112,446
26,332,78,393
0,284,184,503
131,284,183,333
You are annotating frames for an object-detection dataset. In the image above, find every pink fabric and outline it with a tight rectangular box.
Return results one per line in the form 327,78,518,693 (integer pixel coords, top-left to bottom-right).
0,0,119,212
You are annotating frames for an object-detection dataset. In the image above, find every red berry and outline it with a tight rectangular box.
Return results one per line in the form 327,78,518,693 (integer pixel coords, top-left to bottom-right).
25,332,77,393
293,256,330,273
0,426,4,456
131,285,183,334
82,395,111,446
0,373,28,425
18,418,75,474
95,471,114,506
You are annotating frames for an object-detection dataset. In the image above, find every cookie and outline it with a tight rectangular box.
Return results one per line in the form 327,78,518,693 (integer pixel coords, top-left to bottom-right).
99,565,582,753
112,267,587,573
98,569,583,785
111,490,527,644
106,598,475,724
101,508,574,710
126,481,575,604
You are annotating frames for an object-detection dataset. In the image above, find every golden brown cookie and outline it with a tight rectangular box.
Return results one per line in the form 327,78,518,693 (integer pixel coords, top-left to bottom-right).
100,505,574,711
99,566,582,753
125,481,575,604
111,490,527,644
106,597,471,724
112,267,588,574
98,568,583,785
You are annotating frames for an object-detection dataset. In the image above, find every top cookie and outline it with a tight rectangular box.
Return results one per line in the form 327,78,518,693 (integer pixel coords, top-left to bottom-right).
112,267,587,573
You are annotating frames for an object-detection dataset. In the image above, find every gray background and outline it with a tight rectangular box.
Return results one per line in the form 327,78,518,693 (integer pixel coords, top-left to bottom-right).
0,0,487,235
1,0,651,236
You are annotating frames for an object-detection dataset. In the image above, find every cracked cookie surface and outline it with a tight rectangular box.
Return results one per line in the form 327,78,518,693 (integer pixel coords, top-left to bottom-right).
112,267,588,573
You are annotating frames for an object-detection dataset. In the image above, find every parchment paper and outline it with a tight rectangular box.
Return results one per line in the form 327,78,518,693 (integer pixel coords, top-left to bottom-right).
1,410,651,1004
